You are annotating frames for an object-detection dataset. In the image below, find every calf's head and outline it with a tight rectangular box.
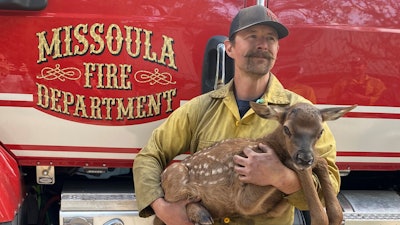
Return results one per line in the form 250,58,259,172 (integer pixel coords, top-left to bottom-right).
250,102,356,170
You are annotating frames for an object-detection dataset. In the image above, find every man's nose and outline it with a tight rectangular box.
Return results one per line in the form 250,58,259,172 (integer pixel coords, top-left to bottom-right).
256,38,270,50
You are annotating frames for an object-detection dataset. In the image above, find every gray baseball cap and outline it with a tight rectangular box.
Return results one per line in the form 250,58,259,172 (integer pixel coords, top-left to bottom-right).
229,5,289,40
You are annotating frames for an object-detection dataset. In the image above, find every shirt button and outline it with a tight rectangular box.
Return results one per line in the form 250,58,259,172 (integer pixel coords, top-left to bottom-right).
235,121,240,126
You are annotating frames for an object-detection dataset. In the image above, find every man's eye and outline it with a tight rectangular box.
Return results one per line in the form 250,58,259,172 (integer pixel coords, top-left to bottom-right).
248,35,257,39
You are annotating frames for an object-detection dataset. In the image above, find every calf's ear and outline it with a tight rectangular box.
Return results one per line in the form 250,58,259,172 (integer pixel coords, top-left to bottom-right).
320,105,357,121
250,102,286,121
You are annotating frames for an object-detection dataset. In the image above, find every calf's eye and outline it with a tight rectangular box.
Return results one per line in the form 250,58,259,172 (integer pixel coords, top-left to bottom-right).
283,125,291,137
317,129,324,139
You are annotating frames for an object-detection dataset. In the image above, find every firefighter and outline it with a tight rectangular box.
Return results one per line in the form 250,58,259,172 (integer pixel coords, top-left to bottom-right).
329,57,386,105
133,5,340,225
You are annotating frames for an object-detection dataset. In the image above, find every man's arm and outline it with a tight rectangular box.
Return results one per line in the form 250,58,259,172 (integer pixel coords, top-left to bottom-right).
133,96,206,217
151,198,194,225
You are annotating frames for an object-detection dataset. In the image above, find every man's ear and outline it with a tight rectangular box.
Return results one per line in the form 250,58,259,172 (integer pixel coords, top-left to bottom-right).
224,39,234,58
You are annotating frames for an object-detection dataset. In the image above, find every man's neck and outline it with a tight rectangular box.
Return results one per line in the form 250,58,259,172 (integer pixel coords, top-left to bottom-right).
233,72,270,101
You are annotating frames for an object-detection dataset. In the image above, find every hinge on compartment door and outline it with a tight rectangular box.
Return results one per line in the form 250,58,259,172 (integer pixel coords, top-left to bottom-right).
36,165,55,184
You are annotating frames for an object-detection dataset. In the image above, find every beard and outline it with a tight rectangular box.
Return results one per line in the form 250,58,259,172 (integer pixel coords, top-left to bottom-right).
243,50,276,76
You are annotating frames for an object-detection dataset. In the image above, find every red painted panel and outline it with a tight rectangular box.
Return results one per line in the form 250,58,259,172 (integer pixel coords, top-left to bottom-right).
1,0,399,171
270,0,400,107
0,0,245,126
0,144,21,222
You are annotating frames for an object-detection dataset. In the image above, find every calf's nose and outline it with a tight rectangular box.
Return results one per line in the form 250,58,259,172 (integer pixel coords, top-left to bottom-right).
294,150,314,167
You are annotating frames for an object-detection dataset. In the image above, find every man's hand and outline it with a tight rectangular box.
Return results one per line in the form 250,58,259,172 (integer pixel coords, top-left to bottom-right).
151,198,194,225
233,143,301,195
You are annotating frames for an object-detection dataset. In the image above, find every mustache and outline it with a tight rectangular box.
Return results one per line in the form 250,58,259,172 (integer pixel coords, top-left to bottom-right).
245,51,275,60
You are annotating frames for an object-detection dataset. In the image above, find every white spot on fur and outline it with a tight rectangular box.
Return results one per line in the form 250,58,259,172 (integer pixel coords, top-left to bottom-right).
208,180,218,185
211,168,223,175
206,155,216,160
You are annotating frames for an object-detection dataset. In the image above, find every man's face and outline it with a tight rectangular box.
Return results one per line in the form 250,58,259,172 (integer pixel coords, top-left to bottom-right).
226,25,279,77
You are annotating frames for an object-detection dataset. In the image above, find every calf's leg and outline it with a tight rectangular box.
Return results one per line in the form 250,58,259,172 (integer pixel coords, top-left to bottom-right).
313,158,343,225
186,202,214,225
296,168,329,225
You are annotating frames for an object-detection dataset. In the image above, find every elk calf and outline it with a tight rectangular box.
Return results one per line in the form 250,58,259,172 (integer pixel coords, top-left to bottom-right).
155,102,356,225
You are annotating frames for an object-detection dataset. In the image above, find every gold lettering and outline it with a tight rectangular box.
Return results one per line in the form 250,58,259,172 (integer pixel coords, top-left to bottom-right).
89,96,102,119
73,94,89,118
102,98,116,120
36,28,62,63
96,63,105,89
62,91,74,115
36,83,49,108
135,96,147,119
63,26,74,57
84,62,132,90
125,26,142,58
143,29,157,62
105,64,118,89
116,98,134,120
36,23,179,70
74,24,89,56
89,23,105,55
35,85,177,121
159,35,177,70
147,92,162,116
163,88,176,112
119,64,132,90
50,88,62,112
83,62,95,88
106,24,123,55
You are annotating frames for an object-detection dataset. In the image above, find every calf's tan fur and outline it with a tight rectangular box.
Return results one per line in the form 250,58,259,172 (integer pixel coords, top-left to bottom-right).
155,102,356,225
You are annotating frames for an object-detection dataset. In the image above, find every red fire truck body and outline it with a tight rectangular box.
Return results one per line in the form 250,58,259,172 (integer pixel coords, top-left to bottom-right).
0,0,399,224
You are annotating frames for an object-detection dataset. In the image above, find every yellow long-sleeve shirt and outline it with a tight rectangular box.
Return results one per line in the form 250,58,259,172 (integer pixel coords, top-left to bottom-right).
133,75,340,225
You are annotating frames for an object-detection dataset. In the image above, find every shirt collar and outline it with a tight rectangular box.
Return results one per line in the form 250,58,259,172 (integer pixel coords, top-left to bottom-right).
209,73,290,105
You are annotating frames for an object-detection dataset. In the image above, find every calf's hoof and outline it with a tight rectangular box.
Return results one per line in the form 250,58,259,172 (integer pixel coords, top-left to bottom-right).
153,216,165,225
186,202,214,225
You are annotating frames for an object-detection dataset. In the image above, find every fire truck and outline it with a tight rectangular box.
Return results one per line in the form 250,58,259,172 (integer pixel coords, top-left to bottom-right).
0,0,399,224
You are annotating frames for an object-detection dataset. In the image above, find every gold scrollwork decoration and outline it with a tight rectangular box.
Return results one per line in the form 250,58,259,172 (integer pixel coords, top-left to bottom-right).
37,64,81,82
134,68,176,86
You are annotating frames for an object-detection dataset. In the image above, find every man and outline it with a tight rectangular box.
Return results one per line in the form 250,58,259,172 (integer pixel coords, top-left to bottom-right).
133,5,340,225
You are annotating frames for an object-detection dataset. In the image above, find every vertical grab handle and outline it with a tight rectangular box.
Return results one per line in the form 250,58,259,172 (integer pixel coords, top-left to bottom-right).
214,43,226,90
